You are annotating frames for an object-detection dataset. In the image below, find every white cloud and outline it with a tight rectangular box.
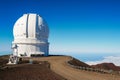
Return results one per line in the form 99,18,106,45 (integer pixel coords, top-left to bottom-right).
49,45,120,53
86,56,120,66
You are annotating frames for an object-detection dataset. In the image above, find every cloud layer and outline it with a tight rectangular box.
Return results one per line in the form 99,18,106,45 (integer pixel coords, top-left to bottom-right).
86,56,120,66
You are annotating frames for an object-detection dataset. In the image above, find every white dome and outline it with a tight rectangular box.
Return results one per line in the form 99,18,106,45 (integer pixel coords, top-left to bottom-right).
13,13,49,41
12,13,49,57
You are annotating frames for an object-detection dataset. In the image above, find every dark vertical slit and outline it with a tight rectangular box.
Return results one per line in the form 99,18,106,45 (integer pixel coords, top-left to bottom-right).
26,14,29,38
36,14,38,38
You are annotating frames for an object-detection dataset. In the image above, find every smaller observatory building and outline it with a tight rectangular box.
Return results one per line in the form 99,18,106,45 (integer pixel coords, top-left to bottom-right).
12,13,49,57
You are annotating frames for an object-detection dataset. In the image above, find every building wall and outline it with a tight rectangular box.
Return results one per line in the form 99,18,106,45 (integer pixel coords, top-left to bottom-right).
13,43,49,57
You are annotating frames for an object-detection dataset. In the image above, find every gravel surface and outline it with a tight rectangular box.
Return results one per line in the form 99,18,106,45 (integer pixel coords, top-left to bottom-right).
31,56,120,80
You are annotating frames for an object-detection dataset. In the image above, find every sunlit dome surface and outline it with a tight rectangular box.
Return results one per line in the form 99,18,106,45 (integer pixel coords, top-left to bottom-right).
13,13,49,41
12,13,49,57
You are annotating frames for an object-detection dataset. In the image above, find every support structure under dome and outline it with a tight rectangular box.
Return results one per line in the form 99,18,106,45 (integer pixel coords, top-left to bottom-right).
12,13,49,57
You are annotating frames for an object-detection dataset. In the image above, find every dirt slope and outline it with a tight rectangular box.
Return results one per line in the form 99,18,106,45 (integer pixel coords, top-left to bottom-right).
92,63,120,71
0,64,66,80
31,56,120,80
68,58,90,67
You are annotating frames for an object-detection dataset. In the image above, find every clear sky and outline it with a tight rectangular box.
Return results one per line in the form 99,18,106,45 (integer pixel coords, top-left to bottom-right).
0,0,120,54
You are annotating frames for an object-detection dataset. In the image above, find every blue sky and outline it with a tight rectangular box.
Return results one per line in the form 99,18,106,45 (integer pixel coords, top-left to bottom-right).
0,0,120,54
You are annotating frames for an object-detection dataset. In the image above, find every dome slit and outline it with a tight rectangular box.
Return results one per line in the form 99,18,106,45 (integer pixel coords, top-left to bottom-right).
26,14,29,38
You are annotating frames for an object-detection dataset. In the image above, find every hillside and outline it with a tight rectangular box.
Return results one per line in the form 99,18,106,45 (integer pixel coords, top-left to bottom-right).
92,63,120,71
0,64,65,80
0,55,66,80
68,57,90,67
0,55,9,65
0,55,120,80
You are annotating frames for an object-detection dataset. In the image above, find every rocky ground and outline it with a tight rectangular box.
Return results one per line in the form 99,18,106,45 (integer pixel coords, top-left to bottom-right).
0,55,66,80
92,63,120,71
0,55,120,80
31,56,120,80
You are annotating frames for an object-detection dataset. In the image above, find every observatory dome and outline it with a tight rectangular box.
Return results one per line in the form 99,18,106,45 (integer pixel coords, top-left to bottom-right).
13,14,49,41
12,13,49,57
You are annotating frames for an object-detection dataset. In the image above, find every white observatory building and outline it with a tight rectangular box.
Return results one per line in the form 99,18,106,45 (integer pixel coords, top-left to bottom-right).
12,13,49,57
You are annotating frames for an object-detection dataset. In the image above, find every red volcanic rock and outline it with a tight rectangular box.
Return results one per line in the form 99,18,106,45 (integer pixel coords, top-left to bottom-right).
0,55,66,80
0,64,66,80
68,58,91,67
92,63,120,71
